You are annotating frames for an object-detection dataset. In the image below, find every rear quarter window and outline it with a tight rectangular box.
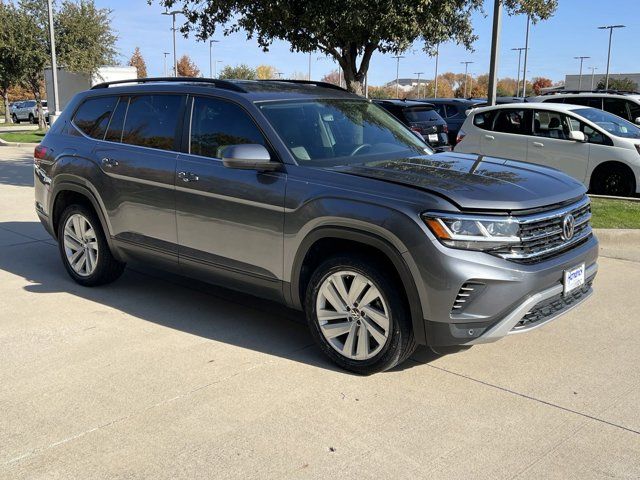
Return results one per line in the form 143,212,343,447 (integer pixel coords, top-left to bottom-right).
72,96,118,139
473,110,496,130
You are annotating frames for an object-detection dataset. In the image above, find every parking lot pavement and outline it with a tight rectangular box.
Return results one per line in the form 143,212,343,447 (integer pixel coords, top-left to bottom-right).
1,145,639,479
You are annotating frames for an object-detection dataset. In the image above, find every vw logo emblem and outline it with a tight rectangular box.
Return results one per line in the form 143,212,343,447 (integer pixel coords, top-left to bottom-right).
562,214,575,241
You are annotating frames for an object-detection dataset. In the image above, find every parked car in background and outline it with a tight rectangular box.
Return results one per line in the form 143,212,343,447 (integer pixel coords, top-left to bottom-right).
411,98,481,145
11,100,49,124
374,99,450,151
455,102,640,197
34,78,597,373
531,90,640,125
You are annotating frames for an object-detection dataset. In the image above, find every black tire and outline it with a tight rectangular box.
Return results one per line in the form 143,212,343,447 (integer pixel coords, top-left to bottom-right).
305,255,416,374
57,204,125,286
591,164,636,197
29,113,35,124
12,114,19,124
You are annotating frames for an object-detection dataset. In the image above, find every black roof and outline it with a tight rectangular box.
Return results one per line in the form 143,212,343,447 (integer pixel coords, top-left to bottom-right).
89,77,358,102
374,99,435,109
411,98,480,106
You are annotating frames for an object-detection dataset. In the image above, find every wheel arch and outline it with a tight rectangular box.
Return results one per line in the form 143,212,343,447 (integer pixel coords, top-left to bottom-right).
589,160,637,193
289,226,427,345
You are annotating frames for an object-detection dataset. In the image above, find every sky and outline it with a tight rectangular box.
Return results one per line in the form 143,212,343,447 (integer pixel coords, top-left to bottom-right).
98,0,640,86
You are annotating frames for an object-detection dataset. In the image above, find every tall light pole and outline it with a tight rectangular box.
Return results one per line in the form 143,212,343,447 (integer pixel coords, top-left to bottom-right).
574,56,590,90
461,61,473,98
589,66,598,90
163,52,170,76
308,52,312,81
46,0,60,122
521,14,531,97
392,55,405,98
433,44,440,98
162,10,182,77
511,47,526,97
209,40,219,78
214,60,222,79
487,0,502,106
598,25,625,90
414,72,424,97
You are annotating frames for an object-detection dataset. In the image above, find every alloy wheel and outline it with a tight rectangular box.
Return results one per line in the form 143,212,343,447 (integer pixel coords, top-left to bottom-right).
63,214,99,277
315,270,390,361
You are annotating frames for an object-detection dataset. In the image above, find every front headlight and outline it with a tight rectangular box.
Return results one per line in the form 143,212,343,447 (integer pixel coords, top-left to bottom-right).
422,212,520,251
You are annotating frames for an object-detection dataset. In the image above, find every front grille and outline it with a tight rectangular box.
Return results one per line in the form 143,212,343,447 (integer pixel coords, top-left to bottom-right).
495,196,592,264
513,278,594,331
451,282,484,313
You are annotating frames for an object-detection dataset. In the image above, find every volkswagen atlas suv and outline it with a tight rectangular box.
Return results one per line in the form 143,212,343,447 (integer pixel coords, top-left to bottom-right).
34,78,598,374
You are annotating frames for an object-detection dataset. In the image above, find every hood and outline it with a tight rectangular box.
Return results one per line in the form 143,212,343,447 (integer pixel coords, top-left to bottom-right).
330,152,586,211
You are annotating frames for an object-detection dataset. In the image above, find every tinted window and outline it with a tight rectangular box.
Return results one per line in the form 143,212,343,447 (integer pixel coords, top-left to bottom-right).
404,108,442,123
105,97,128,142
473,110,496,130
564,97,602,109
628,101,640,122
603,98,629,120
492,109,526,135
73,96,118,139
433,104,446,118
190,97,267,158
121,95,183,150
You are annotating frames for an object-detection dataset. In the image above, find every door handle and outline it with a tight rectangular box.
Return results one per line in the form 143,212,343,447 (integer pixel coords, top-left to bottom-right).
178,171,199,183
484,135,495,141
532,142,544,148
101,157,118,168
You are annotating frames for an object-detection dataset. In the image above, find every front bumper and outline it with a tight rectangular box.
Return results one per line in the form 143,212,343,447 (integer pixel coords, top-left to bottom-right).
408,231,599,347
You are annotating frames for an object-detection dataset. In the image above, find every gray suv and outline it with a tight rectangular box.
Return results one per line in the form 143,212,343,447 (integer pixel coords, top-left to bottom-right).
34,78,598,374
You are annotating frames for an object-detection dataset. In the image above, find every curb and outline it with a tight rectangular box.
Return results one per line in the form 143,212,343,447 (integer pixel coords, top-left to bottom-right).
589,194,640,203
0,139,39,147
594,228,640,263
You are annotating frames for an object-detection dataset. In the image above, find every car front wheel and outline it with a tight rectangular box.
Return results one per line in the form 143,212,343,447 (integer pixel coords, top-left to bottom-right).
12,114,19,124
305,255,416,374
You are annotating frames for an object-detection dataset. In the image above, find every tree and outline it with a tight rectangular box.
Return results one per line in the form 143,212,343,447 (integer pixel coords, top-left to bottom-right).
128,47,147,78
176,54,200,77
157,0,557,94
0,3,26,123
256,64,277,79
321,69,343,87
531,77,553,95
55,0,117,76
218,64,256,80
597,77,638,92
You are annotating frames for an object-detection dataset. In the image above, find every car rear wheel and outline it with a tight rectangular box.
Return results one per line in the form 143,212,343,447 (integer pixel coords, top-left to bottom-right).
591,164,635,197
305,255,416,374
57,204,125,286
29,113,35,124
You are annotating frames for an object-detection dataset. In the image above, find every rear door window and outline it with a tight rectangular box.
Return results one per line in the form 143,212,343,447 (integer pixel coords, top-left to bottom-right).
533,110,572,140
72,96,118,139
104,97,128,142
492,109,527,135
603,98,630,121
121,95,184,151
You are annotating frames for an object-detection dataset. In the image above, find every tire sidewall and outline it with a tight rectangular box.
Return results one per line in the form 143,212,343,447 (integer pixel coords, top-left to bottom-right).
594,165,635,196
57,205,110,287
305,256,409,374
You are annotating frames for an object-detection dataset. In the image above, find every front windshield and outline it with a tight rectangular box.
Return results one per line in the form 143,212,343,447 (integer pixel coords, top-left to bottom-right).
574,107,640,139
259,99,432,166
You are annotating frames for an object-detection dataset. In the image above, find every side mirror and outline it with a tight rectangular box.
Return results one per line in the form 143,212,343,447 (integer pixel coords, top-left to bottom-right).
221,144,278,171
568,131,586,142
634,117,640,125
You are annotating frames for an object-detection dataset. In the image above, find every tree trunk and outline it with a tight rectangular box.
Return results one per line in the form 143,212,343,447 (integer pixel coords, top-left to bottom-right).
2,91,10,124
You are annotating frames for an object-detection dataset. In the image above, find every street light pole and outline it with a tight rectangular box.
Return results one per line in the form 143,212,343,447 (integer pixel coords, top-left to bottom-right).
487,0,502,106
46,0,60,122
392,56,405,98
308,52,312,81
511,47,526,97
215,60,222,79
574,56,590,90
461,61,473,98
521,14,531,97
433,44,439,98
162,10,182,77
414,72,424,97
589,66,598,90
163,52,170,76
598,25,625,90
209,40,219,78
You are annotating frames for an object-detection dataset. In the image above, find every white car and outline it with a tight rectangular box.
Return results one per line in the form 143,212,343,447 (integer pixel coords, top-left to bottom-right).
529,91,640,125
455,103,640,197
11,100,48,124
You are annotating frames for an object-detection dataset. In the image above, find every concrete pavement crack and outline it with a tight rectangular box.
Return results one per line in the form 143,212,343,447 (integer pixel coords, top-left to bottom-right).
421,363,640,436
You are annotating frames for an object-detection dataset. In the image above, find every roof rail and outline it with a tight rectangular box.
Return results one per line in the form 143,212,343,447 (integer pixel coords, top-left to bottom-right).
256,79,347,92
90,77,248,93
541,89,640,96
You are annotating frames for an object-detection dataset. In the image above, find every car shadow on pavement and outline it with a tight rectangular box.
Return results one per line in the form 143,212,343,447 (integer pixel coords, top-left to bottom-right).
0,158,34,187
1,221,443,374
